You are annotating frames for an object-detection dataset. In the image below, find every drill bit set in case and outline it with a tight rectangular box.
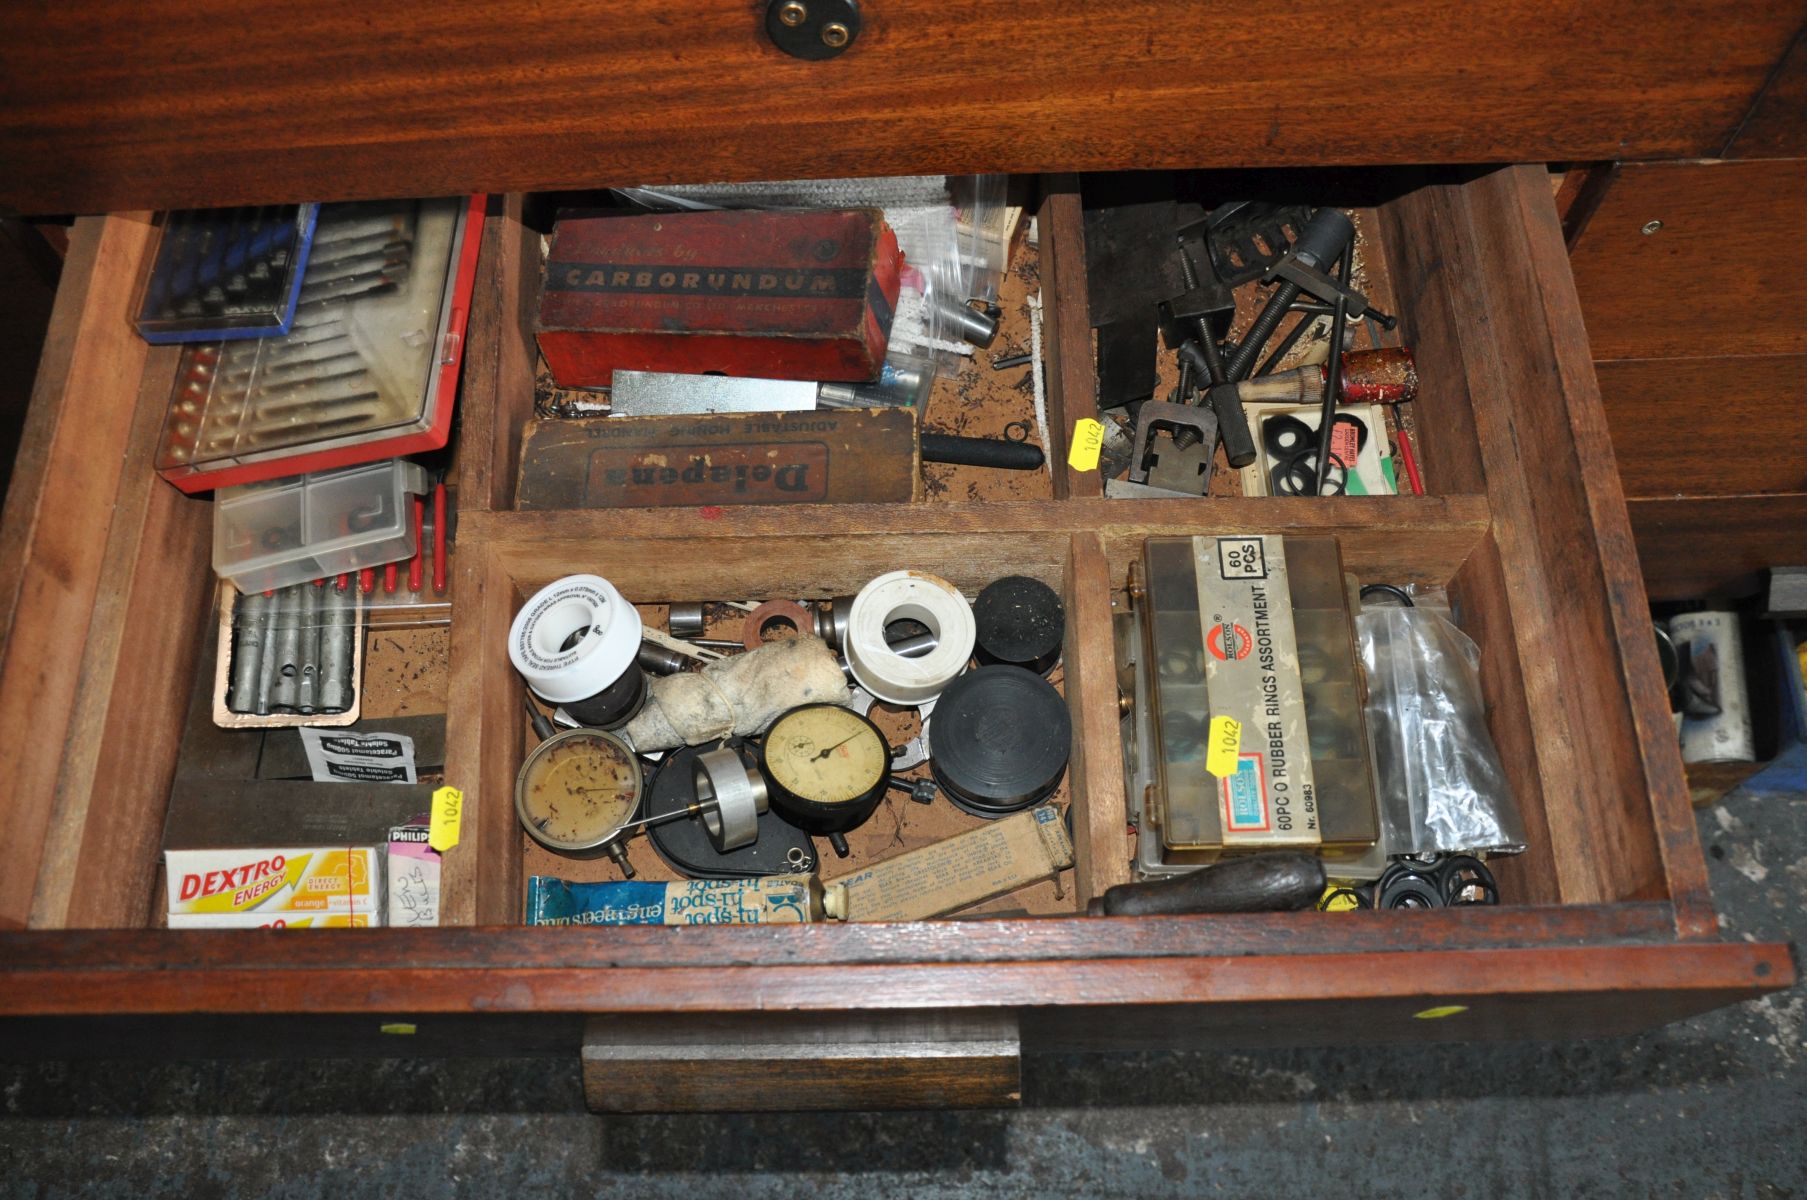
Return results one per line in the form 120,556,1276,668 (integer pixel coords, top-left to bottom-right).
154,196,484,493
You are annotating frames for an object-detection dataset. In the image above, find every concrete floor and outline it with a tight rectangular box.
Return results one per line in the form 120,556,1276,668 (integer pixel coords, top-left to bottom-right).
3,787,1801,1198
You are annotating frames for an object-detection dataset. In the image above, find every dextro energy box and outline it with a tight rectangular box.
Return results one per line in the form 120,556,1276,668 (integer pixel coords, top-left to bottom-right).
167,913,374,929
537,208,901,388
165,847,383,923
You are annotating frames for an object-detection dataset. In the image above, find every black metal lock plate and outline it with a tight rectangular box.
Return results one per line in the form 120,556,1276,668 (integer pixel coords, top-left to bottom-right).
766,0,862,60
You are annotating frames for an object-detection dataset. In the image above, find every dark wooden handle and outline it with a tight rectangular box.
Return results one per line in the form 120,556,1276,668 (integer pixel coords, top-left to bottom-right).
1089,852,1326,916
920,433,1046,471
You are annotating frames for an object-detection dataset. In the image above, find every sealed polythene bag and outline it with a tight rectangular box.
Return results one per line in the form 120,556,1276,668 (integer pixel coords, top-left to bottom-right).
1357,607,1527,856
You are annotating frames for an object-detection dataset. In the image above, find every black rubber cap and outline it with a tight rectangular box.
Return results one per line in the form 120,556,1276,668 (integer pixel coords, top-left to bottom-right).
564,667,647,730
1291,207,1355,270
930,666,1071,817
973,576,1065,675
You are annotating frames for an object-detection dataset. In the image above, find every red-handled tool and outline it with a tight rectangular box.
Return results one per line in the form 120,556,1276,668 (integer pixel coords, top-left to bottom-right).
432,482,448,594
408,496,424,592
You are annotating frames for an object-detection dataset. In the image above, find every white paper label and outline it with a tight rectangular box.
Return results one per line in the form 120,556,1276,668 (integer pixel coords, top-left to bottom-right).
299,729,418,784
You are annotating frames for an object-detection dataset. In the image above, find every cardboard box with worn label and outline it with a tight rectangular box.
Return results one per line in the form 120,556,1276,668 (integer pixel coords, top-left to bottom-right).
536,208,901,388
822,805,1074,922
517,409,918,510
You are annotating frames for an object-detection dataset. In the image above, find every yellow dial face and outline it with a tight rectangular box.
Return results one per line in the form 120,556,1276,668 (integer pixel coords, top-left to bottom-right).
765,705,888,805
518,731,640,847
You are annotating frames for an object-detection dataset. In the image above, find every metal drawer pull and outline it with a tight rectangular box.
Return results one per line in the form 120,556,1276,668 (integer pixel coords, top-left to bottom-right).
765,0,861,59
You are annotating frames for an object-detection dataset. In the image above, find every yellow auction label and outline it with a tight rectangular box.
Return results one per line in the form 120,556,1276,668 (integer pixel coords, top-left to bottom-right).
1414,1005,1470,1020
429,786,464,853
1205,715,1243,778
1067,418,1104,471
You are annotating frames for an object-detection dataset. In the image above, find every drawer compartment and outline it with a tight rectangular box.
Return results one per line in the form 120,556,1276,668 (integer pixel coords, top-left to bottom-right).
0,166,1789,1077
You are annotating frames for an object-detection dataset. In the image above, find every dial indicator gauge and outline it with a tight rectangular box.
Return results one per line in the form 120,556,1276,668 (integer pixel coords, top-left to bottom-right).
515,728,644,853
762,704,889,806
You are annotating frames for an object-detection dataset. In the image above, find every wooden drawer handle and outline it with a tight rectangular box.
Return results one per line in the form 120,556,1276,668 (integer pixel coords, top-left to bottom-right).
583,1010,1020,1112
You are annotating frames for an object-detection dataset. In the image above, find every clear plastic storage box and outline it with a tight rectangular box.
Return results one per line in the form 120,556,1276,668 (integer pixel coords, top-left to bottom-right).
214,459,429,593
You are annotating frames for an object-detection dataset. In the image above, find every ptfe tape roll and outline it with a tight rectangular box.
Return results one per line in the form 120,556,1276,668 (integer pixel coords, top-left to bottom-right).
844,570,977,706
509,574,644,705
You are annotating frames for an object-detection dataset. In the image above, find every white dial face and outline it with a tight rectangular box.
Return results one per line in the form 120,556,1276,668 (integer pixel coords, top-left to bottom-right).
519,732,639,846
765,706,888,805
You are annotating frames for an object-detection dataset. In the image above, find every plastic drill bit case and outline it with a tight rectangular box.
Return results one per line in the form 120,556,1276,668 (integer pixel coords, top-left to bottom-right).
134,204,321,343
156,195,484,493
213,459,430,593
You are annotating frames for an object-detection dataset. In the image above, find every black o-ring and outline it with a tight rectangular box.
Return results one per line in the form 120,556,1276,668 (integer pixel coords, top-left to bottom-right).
1003,420,1033,444
1382,877,1443,908
1263,414,1315,458
1437,855,1499,906
1278,450,1347,497
1359,583,1416,608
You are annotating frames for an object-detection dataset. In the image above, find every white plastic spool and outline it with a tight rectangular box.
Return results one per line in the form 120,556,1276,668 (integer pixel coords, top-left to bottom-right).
508,574,643,705
843,570,976,706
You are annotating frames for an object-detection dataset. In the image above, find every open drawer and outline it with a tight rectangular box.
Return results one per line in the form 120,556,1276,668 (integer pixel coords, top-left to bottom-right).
0,165,1790,1109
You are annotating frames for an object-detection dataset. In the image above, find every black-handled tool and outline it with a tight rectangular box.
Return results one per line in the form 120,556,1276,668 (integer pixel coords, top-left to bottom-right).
921,433,1046,471
1179,340,1258,470
1087,852,1326,916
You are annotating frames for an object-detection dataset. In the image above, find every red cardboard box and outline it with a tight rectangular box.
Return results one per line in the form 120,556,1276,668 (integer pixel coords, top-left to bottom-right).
537,208,902,389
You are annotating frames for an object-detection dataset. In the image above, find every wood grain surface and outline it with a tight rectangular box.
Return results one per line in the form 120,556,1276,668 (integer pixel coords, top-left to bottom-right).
452,194,539,514
582,1012,1021,1112
1630,494,1807,601
1568,159,1807,596
1570,160,1807,362
1038,182,1101,501
27,347,213,929
1063,534,1129,899
1725,25,1807,158
1,2,1802,214
0,901,1713,971
0,147,1787,1057
0,929,1784,1022
1596,355,1807,499
1383,166,1714,934
440,539,527,926
0,215,159,930
468,496,1492,590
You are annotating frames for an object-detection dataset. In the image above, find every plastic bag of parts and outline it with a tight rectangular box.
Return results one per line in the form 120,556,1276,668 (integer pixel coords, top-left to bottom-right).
1356,607,1527,855
611,175,1007,372
950,173,1010,305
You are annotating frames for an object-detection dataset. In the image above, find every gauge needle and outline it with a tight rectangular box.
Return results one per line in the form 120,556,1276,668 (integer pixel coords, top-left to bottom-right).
812,734,862,760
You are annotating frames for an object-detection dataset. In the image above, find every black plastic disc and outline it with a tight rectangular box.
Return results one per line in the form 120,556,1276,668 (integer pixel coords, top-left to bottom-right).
565,666,647,731
646,744,815,879
973,576,1065,676
929,666,1071,818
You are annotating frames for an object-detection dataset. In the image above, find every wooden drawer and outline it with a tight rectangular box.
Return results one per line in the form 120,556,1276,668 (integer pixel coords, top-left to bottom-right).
0,165,1791,1106
1,3,1802,214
